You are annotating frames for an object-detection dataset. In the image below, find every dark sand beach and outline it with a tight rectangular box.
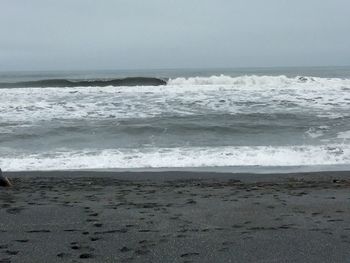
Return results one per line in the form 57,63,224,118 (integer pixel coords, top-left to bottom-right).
0,171,350,262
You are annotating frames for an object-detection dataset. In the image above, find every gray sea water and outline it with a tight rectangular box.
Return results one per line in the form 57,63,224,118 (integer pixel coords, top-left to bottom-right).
0,66,350,171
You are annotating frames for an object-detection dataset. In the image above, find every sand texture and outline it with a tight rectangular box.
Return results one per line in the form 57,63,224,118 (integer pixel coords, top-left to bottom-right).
1,171,350,262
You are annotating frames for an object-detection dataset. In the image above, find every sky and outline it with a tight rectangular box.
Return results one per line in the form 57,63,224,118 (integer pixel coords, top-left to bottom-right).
0,0,350,71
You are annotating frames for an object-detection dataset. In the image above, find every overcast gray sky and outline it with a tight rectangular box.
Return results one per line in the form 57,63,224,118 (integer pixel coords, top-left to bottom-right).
1,0,349,71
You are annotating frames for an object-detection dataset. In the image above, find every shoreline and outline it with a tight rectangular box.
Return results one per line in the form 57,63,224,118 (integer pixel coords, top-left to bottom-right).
3,164,350,175
4,169,350,182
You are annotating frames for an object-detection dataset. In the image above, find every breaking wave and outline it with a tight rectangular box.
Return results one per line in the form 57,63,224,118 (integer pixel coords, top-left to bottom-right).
168,74,350,87
1,145,349,171
1,75,350,89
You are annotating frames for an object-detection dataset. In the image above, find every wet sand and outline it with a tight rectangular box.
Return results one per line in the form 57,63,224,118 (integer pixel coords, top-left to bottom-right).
1,170,350,262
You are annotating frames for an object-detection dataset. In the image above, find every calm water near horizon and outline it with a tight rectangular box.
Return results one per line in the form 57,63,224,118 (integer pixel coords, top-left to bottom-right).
1,66,350,82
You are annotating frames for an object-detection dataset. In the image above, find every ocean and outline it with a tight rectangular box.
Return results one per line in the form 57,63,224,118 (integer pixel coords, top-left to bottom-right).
1,66,350,172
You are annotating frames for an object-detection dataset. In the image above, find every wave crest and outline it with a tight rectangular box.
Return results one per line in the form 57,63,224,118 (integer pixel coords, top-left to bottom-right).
0,77,167,88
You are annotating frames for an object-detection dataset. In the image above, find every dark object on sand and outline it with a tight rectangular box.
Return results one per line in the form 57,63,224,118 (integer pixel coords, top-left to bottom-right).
0,169,12,187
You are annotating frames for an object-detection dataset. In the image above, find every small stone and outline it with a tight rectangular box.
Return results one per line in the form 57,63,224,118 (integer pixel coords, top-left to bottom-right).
79,253,93,259
71,245,80,250
0,169,12,187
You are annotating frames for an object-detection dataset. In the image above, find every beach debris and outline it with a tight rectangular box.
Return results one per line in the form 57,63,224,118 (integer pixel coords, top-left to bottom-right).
0,168,12,187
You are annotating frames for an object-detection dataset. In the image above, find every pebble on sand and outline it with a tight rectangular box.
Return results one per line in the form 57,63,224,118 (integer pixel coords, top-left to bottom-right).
0,168,12,187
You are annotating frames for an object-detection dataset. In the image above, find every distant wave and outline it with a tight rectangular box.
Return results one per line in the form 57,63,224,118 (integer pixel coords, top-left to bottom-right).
2,74,350,89
0,77,167,88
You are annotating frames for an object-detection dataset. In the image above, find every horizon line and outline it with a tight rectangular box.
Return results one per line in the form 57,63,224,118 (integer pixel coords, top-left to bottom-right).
0,65,350,73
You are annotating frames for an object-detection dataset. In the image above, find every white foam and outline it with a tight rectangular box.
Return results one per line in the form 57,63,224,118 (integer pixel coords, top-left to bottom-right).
1,144,349,171
168,74,350,87
1,75,349,125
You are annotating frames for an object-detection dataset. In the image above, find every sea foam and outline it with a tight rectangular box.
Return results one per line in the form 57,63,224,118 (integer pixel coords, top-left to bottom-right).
1,75,349,171
1,144,349,171
1,75,349,124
